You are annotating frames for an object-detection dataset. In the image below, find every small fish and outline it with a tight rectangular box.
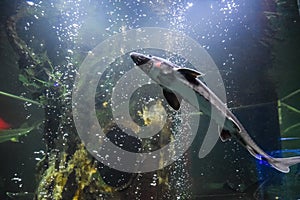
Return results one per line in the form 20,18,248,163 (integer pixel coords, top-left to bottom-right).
0,117,10,130
130,52,300,173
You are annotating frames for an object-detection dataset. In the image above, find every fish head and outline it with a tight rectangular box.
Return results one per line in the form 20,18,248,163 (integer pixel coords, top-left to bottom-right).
130,52,152,67
130,52,175,82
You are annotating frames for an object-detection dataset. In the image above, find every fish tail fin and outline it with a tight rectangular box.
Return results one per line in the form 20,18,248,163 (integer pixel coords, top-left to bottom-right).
268,156,300,173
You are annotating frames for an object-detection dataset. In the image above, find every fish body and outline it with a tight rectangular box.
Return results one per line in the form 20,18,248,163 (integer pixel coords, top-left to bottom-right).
130,52,300,173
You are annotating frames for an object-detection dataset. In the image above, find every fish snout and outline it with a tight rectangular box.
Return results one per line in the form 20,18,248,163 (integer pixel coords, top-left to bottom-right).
130,52,151,66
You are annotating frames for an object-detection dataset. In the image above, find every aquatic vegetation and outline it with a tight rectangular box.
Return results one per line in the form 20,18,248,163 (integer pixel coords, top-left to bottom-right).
6,191,34,199
138,100,191,198
278,99,300,134
0,122,41,143
277,89,300,145
265,0,300,144
0,90,42,143
36,144,116,200
0,91,42,106
137,100,166,127
4,1,103,199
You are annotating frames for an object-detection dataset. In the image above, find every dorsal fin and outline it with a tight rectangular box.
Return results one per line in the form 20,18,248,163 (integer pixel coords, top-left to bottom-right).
177,68,204,85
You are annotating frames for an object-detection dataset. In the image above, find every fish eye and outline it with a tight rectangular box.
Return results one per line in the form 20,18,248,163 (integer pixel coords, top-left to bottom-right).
149,55,152,57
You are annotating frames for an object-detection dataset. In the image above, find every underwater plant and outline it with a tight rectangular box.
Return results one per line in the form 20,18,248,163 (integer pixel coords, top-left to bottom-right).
2,1,188,199
3,1,120,199
0,122,41,143
0,91,42,143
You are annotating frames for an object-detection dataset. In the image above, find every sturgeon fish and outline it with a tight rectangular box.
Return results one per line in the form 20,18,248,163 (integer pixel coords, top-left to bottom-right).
130,52,300,173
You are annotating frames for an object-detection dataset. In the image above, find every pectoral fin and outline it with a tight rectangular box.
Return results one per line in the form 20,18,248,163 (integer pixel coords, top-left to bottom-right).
163,89,181,110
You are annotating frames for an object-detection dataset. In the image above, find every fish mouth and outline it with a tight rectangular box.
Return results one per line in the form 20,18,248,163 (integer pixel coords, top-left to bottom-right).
130,52,151,66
